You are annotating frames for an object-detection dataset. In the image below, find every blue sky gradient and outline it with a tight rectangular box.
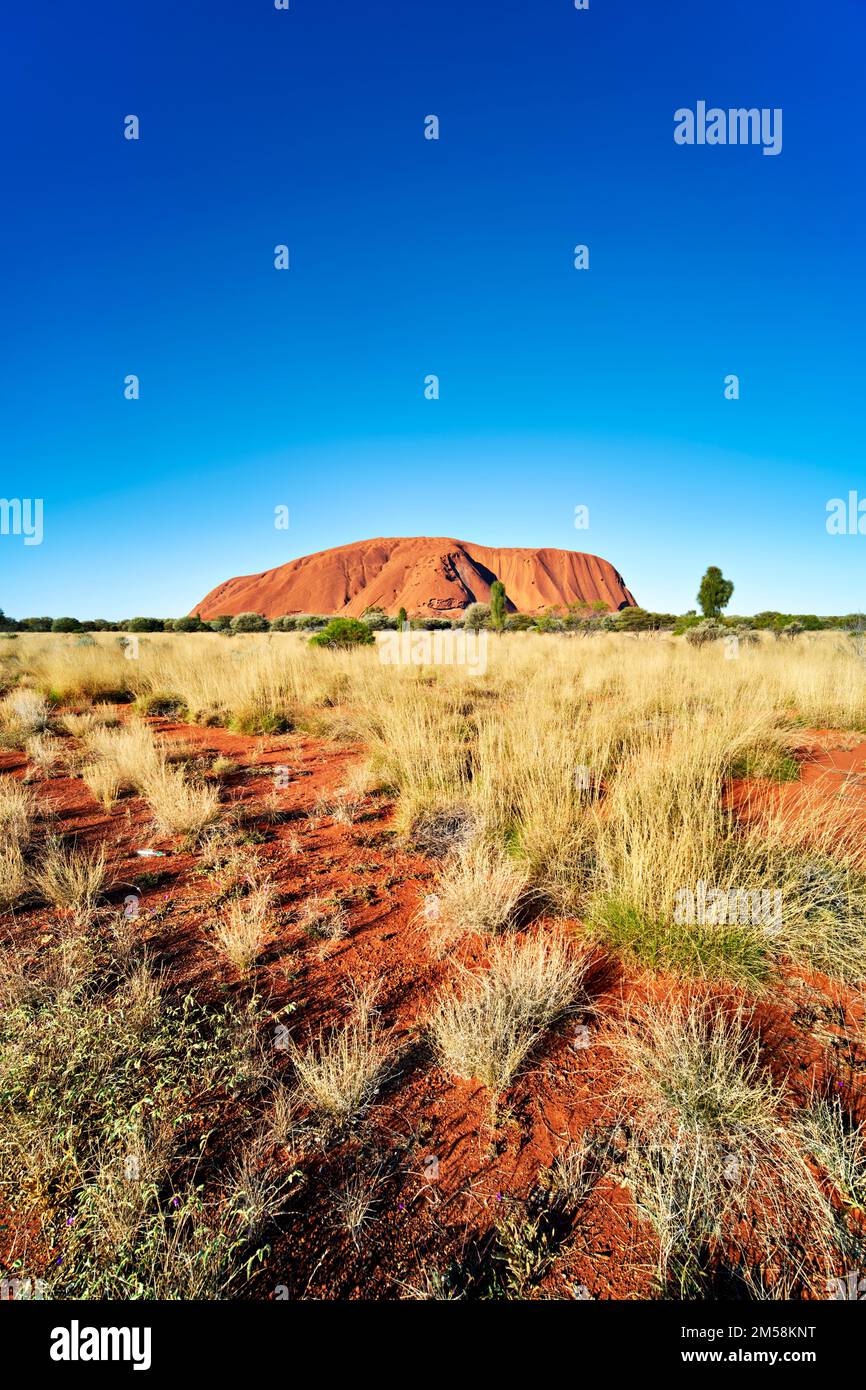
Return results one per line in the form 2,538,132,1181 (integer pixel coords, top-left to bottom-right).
2,0,864,618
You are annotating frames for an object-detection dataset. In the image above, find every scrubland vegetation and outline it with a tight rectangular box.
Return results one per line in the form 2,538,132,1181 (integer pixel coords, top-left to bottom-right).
1,628,866,1299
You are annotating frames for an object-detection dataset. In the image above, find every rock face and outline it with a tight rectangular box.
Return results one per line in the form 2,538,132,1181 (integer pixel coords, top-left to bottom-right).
193,537,638,619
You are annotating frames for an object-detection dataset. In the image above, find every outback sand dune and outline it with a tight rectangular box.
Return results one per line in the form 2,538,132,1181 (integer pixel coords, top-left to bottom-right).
193,536,638,618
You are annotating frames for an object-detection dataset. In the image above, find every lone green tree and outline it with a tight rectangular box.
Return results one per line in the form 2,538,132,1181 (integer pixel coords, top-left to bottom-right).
697,567,734,618
397,606,408,629
489,580,507,634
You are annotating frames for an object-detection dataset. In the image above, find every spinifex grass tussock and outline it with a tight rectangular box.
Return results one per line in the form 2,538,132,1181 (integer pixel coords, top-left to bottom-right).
0,775,37,849
421,838,530,952
29,837,107,925
429,930,590,1094
0,844,27,911
212,881,274,976
586,710,785,983
81,719,161,791
23,732,63,777
613,996,839,1297
58,709,119,738
81,760,122,809
798,1094,866,1215
288,986,391,1137
140,762,221,839
0,688,52,748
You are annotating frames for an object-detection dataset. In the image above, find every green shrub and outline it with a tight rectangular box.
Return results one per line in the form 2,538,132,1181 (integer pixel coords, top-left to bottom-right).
230,613,270,633
308,618,375,650
685,620,727,646
123,618,166,633
362,607,392,631
463,603,490,631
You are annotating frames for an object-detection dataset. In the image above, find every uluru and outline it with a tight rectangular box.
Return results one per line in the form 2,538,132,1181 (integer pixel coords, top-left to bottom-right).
193,537,638,619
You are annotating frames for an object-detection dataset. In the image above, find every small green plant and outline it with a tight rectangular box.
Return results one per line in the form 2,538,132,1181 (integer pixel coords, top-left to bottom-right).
589,895,768,984
308,619,375,650
494,1205,556,1296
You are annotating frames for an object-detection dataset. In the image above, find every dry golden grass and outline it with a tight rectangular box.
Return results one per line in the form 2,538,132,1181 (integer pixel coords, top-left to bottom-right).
289,989,390,1135
57,709,119,738
0,776,36,849
29,837,107,924
429,931,589,1094
212,882,274,976
139,762,221,838
81,761,122,809
211,755,239,778
0,843,27,911
81,720,161,791
613,996,839,1296
24,732,64,777
421,839,530,951
0,688,51,747
8,629,866,983
798,1095,866,1213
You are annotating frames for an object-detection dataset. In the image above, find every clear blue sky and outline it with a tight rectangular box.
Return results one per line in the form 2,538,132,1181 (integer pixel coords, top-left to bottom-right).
2,0,864,619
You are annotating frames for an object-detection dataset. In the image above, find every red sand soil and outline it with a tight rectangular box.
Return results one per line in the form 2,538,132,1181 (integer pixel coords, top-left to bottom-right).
727,729,866,858
193,536,638,621
2,718,865,1300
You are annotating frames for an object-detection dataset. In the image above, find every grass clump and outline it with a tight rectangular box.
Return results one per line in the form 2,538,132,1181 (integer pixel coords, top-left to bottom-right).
798,1095,866,1215
0,775,36,848
614,997,838,1297
212,882,274,977
29,837,107,924
81,720,161,792
0,689,52,746
140,763,221,839
81,760,122,809
422,839,530,951
288,988,390,1137
429,931,589,1094
24,732,63,777
134,691,189,719
0,844,28,911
